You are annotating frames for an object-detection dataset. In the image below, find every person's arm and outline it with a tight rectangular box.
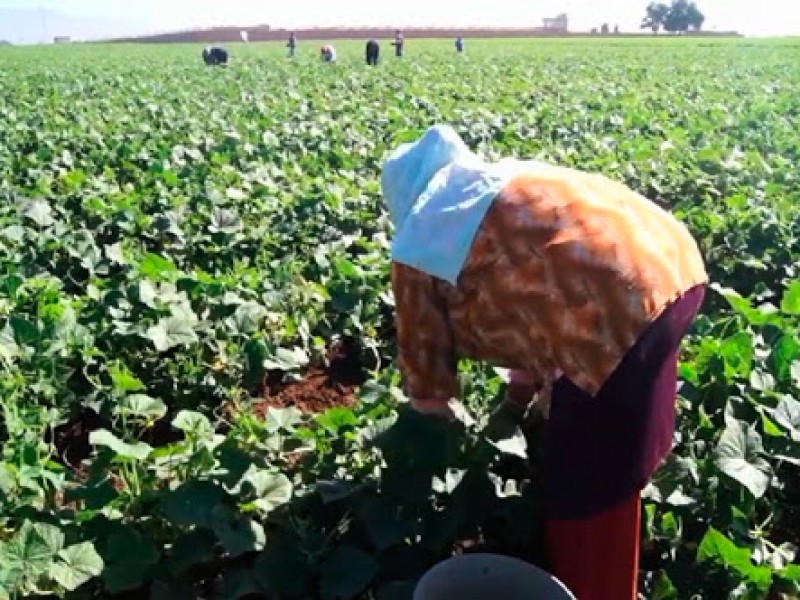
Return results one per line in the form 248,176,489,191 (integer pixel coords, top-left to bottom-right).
391,262,459,419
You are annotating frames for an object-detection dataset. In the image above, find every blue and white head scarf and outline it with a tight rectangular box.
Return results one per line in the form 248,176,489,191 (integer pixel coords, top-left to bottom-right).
381,124,535,285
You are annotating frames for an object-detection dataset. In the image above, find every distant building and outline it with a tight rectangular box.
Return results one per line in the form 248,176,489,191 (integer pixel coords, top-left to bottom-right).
53,36,71,43
542,14,569,32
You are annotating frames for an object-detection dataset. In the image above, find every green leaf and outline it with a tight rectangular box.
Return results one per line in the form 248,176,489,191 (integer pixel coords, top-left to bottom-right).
779,564,800,582
216,569,263,600
358,414,398,445
749,369,775,392
117,394,167,422
774,396,800,441
316,406,358,434
104,243,126,265
213,517,265,557
171,410,212,438
317,479,364,504
697,527,772,589
264,406,303,432
714,418,772,498
320,546,379,600
225,188,247,201
210,207,242,233
167,528,218,575
233,302,267,334
712,284,781,326
263,346,309,371
49,543,104,591
137,280,158,308
160,480,223,527
146,316,198,352
489,429,528,458
0,521,61,588
358,381,388,404
760,411,783,438
772,335,800,380
237,468,293,514
720,332,754,378
102,529,159,594
149,576,195,600
64,477,119,511
1,224,26,242
139,253,178,280
0,325,19,364
651,570,678,600
792,361,800,388
254,539,311,597
356,498,415,550
432,469,467,495
334,258,363,279
10,316,38,346
32,522,65,554
780,281,800,315
22,198,54,227
108,362,145,392
89,429,152,461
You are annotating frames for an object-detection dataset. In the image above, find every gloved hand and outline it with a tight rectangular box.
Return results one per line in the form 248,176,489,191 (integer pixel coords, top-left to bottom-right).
485,368,562,440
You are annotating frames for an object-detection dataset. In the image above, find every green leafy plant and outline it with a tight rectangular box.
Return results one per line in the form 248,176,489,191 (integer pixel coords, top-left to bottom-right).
0,37,798,598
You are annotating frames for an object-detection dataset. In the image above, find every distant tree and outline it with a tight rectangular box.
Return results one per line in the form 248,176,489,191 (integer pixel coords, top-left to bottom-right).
590,27,598,34
640,2,670,33
642,0,705,34
686,2,705,30
601,23,610,34
663,0,689,32
614,24,620,33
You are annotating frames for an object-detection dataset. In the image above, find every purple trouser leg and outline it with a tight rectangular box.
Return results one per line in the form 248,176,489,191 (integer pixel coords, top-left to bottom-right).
541,285,706,521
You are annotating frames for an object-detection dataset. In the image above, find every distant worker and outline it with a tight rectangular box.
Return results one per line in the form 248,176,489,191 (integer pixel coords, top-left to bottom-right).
320,45,337,63
202,46,228,66
391,29,404,57
366,39,380,65
287,32,297,57
455,36,464,53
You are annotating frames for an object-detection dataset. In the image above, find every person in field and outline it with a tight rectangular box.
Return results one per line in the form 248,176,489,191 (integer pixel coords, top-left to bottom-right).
391,30,404,57
320,45,337,63
202,46,228,66
287,32,297,57
366,39,380,65
382,124,708,600
455,36,464,53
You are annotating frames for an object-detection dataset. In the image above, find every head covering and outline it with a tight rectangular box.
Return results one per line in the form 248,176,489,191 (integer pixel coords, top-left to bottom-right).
381,125,473,229
381,125,536,285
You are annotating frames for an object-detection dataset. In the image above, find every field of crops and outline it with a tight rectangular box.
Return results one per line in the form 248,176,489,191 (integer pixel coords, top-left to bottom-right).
0,37,799,599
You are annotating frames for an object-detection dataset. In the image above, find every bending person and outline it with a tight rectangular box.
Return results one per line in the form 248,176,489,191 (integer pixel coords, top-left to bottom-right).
381,124,708,600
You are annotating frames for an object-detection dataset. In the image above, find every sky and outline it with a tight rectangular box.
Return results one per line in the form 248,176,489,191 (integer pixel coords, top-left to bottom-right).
0,0,798,43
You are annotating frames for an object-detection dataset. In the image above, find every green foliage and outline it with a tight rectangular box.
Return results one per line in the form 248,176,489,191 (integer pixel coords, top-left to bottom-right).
642,0,705,33
0,38,799,598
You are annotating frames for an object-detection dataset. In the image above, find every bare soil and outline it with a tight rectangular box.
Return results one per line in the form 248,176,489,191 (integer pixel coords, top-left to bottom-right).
252,337,366,417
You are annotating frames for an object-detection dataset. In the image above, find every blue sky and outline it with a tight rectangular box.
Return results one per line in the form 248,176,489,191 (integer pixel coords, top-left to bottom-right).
1,0,798,43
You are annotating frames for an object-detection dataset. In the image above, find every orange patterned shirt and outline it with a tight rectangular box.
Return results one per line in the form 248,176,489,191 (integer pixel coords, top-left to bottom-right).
391,165,708,403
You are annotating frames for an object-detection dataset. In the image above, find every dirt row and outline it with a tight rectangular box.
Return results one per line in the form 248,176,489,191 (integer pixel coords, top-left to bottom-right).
48,338,364,468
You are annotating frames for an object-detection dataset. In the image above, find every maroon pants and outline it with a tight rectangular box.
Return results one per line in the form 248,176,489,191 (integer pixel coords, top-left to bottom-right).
541,285,705,599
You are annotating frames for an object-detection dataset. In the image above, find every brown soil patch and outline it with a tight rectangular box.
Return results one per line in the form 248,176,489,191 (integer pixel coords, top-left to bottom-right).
253,338,366,417
47,409,105,469
46,408,184,470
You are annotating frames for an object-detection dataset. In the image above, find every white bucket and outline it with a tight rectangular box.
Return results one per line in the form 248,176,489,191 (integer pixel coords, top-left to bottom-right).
414,553,576,600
